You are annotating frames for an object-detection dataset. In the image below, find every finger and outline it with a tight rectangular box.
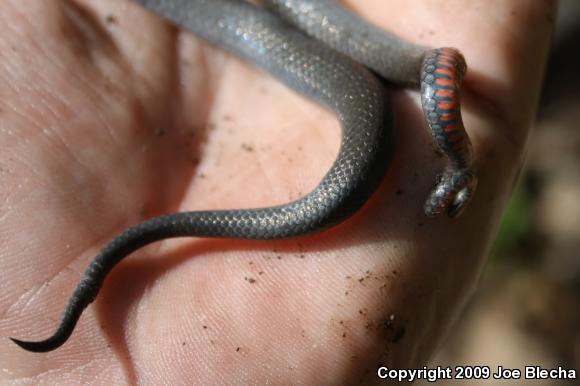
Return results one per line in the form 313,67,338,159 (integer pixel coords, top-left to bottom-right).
346,0,556,147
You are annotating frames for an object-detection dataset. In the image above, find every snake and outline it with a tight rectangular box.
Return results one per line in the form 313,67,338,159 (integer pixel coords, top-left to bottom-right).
11,0,476,352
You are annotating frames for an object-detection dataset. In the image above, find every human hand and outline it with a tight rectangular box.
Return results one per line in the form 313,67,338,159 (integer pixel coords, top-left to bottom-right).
0,0,554,384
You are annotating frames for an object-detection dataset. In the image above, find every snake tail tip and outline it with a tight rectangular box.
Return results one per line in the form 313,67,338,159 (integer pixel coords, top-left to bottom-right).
10,336,64,353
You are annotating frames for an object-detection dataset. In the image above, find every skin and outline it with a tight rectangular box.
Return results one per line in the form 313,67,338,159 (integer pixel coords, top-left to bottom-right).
0,0,554,384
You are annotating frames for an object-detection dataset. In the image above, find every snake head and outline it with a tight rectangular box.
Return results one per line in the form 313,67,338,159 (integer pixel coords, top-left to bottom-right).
424,169,477,218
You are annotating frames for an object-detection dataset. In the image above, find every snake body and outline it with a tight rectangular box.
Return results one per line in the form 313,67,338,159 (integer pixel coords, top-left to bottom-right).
11,0,475,352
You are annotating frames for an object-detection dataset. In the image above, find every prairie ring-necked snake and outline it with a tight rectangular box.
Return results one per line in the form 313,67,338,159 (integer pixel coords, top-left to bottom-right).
11,0,476,352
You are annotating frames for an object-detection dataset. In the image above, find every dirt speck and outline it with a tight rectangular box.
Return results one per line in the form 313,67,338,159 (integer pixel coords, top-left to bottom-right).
241,143,254,152
105,14,116,24
383,314,406,343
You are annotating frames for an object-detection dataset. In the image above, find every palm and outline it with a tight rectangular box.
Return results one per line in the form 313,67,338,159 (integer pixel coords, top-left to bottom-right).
0,0,553,384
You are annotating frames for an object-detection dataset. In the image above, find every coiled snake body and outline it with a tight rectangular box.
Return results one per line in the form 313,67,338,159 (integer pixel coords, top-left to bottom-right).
11,0,476,352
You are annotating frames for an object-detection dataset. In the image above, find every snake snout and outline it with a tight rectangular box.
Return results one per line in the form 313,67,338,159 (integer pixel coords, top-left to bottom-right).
424,169,477,218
